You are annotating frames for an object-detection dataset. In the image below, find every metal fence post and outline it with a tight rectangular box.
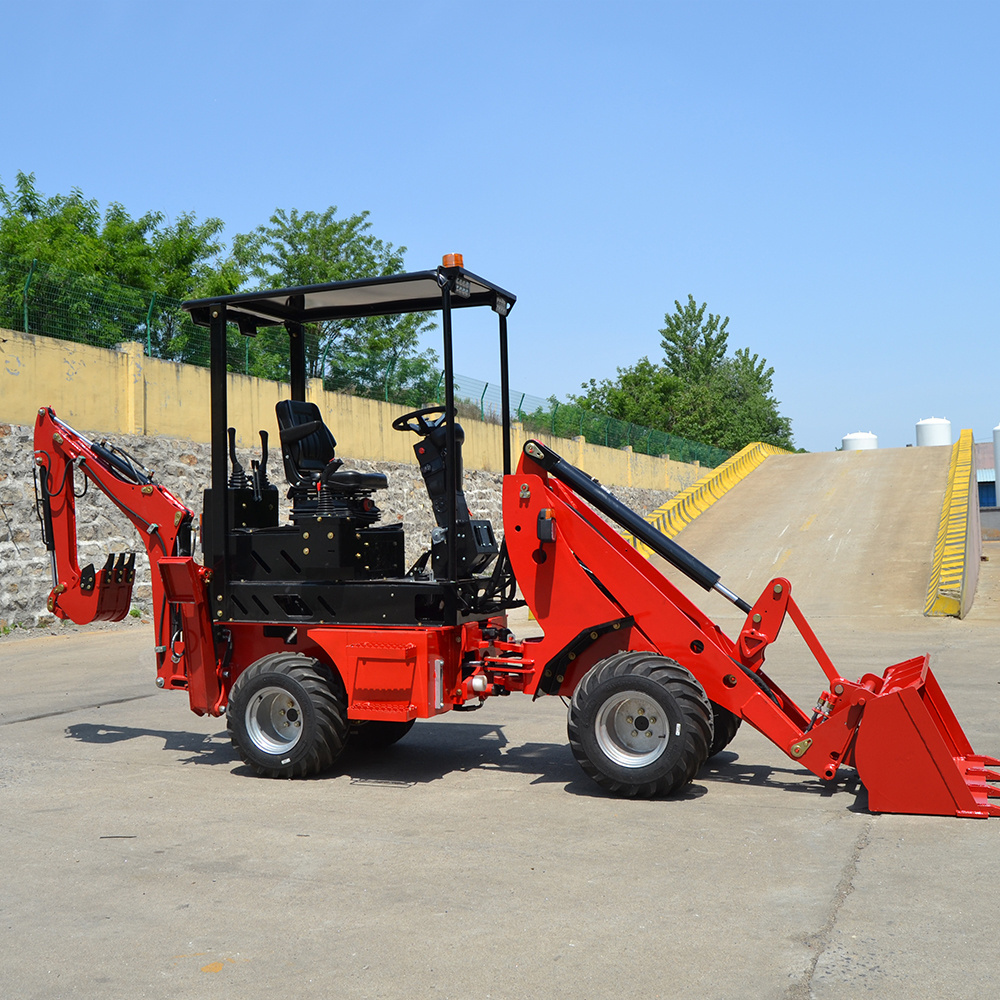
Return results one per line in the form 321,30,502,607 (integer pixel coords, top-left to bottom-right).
22,258,36,333
384,355,397,402
145,291,157,356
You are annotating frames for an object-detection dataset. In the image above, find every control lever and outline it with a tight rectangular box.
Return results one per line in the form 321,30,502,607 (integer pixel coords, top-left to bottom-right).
227,427,250,489
251,429,271,501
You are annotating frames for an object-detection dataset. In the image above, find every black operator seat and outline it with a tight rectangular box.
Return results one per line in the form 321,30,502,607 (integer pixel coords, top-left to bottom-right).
274,400,388,496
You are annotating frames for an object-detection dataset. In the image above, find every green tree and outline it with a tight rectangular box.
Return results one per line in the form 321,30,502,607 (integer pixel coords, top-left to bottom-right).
233,206,439,402
659,294,730,383
572,296,796,453
0,171,241,356
667,348,794,451
574,357,684,428
0,171,237,297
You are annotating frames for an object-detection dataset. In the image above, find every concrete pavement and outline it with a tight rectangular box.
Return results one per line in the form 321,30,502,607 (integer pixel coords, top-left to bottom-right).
651,446,951,618
2,548,999,999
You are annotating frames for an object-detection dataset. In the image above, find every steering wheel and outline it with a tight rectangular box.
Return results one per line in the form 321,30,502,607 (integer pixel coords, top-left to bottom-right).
392,406,449,436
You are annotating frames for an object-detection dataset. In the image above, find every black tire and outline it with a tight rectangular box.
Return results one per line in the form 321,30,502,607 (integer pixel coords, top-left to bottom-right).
349,718,416,749
708,702,742,758
567,651,713,798
227,652,348,778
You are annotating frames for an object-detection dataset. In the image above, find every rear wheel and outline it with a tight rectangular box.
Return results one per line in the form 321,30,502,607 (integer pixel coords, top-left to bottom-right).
567,651,712,797
227,652,348,778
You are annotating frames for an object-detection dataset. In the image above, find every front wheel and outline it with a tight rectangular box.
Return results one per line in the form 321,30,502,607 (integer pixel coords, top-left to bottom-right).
567,652,712,797
227,653,349,778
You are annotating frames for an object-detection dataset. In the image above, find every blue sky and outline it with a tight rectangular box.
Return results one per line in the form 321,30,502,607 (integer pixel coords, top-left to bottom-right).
3,0,997,453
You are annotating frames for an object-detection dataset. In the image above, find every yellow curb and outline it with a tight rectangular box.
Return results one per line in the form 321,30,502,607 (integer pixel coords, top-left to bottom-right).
625,442,791,556
925,429,978,618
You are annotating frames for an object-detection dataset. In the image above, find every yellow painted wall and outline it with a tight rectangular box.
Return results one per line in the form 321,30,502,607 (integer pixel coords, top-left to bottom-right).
0,327,704,491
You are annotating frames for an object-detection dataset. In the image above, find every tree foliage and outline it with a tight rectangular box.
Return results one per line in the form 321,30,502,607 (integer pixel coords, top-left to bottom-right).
573,295,795,452
0,171,237,297
0,171,242,355
659,294,730,383
232,207,438,402
0,172,438,405
577,358,684,430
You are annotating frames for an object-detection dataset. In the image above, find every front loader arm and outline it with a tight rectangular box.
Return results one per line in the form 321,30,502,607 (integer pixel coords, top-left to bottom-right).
506,439,1000,817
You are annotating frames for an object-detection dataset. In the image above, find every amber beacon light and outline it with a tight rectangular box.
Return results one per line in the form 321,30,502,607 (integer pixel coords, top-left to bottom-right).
442,253,464,268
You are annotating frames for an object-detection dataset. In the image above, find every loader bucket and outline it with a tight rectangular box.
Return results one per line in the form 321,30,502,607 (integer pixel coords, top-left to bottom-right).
852,656,1000,817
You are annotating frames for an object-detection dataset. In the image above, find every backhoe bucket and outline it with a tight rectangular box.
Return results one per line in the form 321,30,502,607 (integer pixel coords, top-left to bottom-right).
53,552,137,623
95,552,137,622
852,656,1000,817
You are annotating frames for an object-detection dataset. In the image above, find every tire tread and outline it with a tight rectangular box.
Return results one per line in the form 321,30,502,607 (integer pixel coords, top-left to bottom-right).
567,651,712,798
227,652,348,778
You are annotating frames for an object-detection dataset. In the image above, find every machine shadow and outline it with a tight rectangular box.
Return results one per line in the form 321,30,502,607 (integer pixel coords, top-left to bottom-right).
65,723,871,811
64,718,576,784
65,723,236,767
338,724,705,802
701,749,870,810
335,721,582,788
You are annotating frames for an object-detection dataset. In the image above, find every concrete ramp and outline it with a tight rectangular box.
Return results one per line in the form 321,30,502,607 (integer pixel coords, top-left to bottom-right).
650,447,952,619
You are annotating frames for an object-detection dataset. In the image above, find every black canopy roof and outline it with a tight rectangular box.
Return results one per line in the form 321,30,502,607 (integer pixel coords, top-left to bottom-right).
182,266,516,333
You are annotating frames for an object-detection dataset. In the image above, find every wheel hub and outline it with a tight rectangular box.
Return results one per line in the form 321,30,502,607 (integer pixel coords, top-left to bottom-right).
246,686,303,754
594,689,669,768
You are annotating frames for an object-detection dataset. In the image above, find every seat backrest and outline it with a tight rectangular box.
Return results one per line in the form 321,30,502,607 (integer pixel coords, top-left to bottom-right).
275,400,337,487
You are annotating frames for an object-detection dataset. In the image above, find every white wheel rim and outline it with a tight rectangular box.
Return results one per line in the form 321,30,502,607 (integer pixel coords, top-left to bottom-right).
594,688,669,768
246,685,303,755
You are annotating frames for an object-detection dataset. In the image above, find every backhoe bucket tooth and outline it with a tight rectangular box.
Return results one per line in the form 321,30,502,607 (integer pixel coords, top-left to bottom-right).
93,552,136,622
852,657,1000,817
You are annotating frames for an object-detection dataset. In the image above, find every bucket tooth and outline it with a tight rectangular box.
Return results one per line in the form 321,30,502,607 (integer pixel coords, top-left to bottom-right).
965,782,1000,798
93,551,136,622
965,767,1000,783
968,754,1000,767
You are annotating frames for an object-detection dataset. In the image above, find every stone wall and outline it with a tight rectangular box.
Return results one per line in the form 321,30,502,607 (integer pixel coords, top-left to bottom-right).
0,423,674,629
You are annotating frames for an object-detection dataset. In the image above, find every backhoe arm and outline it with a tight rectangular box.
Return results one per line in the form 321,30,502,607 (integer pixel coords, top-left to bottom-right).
33,407,193,624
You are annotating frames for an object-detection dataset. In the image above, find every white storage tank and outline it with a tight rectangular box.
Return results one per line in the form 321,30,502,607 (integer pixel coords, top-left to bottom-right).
916,417,952,447
842,431,878,451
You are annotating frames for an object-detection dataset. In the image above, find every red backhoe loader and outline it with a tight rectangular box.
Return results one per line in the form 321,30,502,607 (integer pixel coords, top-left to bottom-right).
31,257,1000,816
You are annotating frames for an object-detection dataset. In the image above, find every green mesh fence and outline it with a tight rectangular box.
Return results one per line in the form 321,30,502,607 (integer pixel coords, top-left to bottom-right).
450,373,729,466
0,254,211,364
0,254,730,467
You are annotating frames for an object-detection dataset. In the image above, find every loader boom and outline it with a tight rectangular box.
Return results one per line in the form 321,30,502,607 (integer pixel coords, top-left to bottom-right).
505,439,1000,817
